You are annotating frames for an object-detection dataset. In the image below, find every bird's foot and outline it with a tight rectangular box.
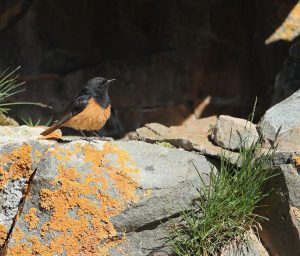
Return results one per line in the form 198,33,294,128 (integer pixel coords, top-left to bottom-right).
92,131,113,141
83,137,98,143
80,130,97,143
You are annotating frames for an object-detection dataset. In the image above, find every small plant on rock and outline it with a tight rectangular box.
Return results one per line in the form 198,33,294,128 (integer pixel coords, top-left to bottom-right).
168,138,277,256
0,66,47,114
21,116,53,127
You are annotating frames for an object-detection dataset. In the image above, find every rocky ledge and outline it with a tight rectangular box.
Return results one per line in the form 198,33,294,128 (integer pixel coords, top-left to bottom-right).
0,81,300,255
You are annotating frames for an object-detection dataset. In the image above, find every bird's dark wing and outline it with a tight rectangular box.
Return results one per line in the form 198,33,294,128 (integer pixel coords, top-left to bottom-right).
40,95,91,136
57,95,91,125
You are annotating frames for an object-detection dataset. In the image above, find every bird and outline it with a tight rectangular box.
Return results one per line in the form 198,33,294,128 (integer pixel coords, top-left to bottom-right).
40,77,115,139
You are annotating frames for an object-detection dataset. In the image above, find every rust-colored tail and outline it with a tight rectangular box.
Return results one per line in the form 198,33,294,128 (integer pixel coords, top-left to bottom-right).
40,123,61,136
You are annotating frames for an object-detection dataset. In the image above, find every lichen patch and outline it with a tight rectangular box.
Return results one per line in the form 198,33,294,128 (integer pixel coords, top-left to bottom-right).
292,155,300,167
0,224,7,246
0,144,33,190
49,143,82,161
7,142,139,256
24,208,39,230
12,228,23,242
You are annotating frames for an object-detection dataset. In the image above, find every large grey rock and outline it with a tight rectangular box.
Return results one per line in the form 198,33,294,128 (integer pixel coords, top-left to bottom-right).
0,140,54,248
258,89,300,151
256,164,300,256
4,140,215,255
109,218,175,256
211,115,258,150
112,141,214,233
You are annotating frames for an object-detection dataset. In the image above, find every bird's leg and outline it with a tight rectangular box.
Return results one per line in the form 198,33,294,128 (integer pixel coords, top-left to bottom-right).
80,130,96,143
92,131,101,140
92,131,111,141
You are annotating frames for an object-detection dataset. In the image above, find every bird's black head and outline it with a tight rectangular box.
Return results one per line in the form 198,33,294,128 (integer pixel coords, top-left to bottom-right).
86,77,115,94
84,76,115,108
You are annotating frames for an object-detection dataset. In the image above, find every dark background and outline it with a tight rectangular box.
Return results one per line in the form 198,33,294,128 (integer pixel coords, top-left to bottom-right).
0,0,296,137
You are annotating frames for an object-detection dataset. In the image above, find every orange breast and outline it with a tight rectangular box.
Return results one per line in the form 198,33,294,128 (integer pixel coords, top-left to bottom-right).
62,98,111,131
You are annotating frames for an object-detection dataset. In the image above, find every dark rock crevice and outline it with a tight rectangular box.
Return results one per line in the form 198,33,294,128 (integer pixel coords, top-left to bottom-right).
0,167,38,256
130,212,180,233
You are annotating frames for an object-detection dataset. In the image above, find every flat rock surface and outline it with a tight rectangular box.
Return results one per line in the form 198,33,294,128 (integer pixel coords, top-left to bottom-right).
259,89,300,151
211,115,258,150
134,116,239,163
0,126,62,142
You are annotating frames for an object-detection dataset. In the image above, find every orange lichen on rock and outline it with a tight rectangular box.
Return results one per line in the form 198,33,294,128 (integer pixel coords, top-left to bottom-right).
7,142,139,256
0,144,32,189
6,243,33,256
12,228,24,242
83,143,140,203
24,208,39,230
49,143,82,161
292,155,300,167
0,224,7,246
34,150,43,161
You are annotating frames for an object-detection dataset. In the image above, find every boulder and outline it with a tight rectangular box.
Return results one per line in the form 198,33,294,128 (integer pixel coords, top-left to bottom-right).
211,115,259,150
258,89,300,151
2,140,214,255
256,164,300,256
134,116,239,163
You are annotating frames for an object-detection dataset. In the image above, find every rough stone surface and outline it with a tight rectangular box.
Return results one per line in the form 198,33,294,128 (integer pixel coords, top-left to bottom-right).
134,116,239,163
109,219,173,256
3,140,215,255
258,89,300,151
211,115,258,150
256,164,300,256
0,125,61,142
221,230,269,256
0,140,54,248
112,141,215,233
0,114,19,127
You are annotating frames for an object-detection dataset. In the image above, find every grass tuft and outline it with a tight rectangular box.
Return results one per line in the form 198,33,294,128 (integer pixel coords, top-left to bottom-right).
21,116,53,127
168,138,277,256
0,67,50,114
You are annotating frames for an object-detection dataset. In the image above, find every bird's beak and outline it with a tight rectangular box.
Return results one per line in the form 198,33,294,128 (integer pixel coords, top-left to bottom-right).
106,79,116,85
